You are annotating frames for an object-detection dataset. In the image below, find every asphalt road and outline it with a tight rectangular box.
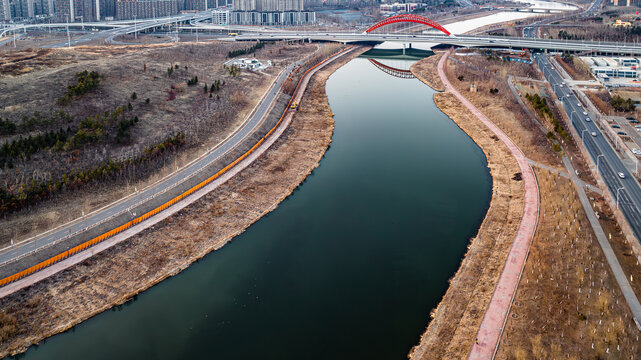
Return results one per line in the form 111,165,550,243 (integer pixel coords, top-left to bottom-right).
0,60,299,267
528,35,641,239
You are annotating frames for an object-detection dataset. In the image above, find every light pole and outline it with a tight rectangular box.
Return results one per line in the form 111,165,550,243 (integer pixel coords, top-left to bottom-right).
66,14,71,48
134,15,137,39
597,154,604,174
617,186,625,209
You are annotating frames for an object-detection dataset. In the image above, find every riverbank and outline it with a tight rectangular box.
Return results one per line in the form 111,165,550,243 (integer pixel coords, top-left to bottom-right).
409,52,526,359
0,45,369,358
411,50,641,359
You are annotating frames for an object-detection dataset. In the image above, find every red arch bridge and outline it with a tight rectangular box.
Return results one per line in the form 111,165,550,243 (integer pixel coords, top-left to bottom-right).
368,59,415,79
365,14,451,36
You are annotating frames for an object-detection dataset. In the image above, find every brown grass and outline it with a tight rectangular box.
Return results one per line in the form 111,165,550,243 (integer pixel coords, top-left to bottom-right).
0,46,368,359
0,41,317,247
495,169,640,359
409,90,524,360
410,54,445,92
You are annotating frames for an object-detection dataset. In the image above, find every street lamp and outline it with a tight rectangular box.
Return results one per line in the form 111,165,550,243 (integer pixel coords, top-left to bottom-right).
617,186,625,209
66,14,71,48
597,154,605,174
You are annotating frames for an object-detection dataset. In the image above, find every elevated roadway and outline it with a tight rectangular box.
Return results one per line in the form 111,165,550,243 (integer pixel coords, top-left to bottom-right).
234,32,641,56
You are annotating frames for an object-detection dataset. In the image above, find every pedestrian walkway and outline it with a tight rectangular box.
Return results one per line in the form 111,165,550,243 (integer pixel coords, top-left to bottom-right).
436,49,541,360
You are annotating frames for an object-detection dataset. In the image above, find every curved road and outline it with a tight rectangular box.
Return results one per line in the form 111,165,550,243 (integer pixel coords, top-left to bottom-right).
0,58,301,269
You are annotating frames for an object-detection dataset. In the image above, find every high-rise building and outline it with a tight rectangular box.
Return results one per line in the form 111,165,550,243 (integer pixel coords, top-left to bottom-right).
232,0,301,11
230,0,311,25
115,0,178,20
54,0,100,21
0,0,9,20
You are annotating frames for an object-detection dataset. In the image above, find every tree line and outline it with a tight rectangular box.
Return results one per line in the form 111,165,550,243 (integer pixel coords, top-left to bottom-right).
57,70,103,105
610,95,636,112
0,133,185,215
0,103,139,168
525,93,570,142
0,110,72,136
228,41,266,58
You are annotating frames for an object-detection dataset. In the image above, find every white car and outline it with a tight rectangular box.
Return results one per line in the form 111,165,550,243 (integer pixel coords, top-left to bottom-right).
583,111,588,115
585,117,591,122
591,132,597,137
577,102,582,107
633,148,641,155
618,172,626,179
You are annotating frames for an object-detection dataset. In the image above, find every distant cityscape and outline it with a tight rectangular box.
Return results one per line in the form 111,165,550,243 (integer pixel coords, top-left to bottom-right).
3,0,641,27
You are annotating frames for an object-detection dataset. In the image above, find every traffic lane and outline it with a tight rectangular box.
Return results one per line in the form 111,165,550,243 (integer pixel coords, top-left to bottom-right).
576,116,641,235
0,61,297,264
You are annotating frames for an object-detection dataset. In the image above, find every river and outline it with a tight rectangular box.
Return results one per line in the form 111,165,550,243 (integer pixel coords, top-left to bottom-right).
14,53,492,359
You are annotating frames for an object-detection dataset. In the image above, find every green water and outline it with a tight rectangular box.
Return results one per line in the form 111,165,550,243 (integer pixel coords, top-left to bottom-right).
14,55,491,360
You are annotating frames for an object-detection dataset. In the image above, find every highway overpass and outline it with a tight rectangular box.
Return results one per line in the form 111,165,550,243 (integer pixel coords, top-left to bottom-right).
233,32,641,56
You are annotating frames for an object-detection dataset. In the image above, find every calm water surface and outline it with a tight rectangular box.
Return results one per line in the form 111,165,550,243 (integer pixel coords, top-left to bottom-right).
16,55,491,360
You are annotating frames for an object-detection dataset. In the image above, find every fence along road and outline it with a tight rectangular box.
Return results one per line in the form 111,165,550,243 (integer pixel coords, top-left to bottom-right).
0,46,355,292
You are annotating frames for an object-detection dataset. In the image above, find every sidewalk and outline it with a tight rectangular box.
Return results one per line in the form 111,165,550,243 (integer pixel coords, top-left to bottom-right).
436,49,540,360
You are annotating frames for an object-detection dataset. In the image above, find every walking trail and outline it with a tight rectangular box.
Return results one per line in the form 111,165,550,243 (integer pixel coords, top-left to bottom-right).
436,49,540,359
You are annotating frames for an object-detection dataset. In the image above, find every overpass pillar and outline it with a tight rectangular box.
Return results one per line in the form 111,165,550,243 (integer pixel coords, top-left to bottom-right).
403,43,406,55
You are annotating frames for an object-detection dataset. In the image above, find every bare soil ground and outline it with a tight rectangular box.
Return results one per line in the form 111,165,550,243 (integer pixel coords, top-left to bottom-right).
0,44,366,359
0,41,316,246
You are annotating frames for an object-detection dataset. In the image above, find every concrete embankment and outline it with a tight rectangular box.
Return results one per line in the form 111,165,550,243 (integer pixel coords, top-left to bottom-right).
0,46,369,358
409,53,526,360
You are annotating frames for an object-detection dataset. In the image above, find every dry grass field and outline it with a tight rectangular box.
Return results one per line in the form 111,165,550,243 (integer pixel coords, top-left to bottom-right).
0,44,363,359
496,169,639,360
0,40,316,246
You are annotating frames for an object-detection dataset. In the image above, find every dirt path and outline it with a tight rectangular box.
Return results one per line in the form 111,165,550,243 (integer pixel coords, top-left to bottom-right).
434,49,540,360
0,46,368,359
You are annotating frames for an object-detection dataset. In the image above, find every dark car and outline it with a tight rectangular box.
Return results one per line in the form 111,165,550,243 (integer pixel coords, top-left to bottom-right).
618,131,628,136
627,117,636,120
612,125,621,128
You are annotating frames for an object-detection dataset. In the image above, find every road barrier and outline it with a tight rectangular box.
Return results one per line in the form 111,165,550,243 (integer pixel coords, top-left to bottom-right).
0,46,353,288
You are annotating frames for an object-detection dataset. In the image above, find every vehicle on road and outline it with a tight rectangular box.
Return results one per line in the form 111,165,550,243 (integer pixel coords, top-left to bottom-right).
577,102,582,107
618,131,628,136
633,148,641,155
290,102,298,109
583,111,588,115
619,172,626,179
612,125,621,128
627,117,636,120
585,117,591,122
592,132,597,137
632,120,640,124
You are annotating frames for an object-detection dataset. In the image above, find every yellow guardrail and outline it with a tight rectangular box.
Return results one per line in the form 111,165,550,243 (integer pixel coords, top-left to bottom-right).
0,46,352,288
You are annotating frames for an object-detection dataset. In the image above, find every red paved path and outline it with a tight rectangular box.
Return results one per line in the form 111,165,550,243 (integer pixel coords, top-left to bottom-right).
436,49,540,359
